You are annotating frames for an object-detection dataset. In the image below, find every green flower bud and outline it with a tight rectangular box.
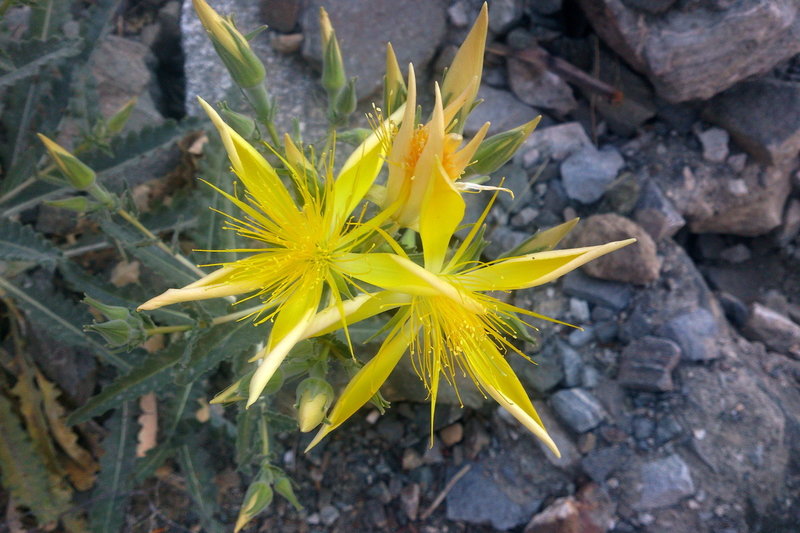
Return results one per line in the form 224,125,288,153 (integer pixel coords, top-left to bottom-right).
295,377,333,432
194,0,266,89
37,134,96,189
106,97,138,136
84,320,133,347
84,297,153,348
320,8,346,95
234,480,273,533
219,102,258,138
273,475,303,510
330,77,357,124
45,196,95,213
467,116,541,176
84,296,130,321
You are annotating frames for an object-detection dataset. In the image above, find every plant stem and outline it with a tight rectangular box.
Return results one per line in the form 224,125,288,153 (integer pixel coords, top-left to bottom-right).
115,208,206,277
145,303,267,336
244,84,280,147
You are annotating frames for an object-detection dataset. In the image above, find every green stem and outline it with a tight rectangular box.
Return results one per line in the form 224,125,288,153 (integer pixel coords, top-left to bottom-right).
116,208,205,277
244,84,280,147
145,303,268,336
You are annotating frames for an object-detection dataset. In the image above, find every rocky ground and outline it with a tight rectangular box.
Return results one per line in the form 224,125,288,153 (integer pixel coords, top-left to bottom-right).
9,0,800,531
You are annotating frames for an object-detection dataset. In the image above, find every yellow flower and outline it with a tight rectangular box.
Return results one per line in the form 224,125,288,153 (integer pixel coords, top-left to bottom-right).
139,97,400,407
306,160,636,455
193,0,266,88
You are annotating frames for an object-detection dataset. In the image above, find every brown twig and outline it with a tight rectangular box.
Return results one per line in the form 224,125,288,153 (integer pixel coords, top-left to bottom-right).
488,43,623,104
419,464,472,520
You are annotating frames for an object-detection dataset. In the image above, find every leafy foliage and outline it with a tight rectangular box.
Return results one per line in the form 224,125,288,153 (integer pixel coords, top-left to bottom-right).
0,218,62,264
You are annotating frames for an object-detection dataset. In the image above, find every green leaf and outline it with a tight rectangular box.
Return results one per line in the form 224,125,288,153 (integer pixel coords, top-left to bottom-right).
67,341,185,424
0,38,82,90
0,275,131,370
28,0,73,41
0,218,62,264
177,445,225,533
176,319,265,385
89,402,136,533
0,393,73,525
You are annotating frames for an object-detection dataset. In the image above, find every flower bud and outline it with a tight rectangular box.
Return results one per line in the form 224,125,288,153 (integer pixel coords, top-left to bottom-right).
193,0,266,89
467,116,541,176
295,377,333,432
37,134,96,189
383,43,406,116
273,475,303,510
234,479,273,533
84,296,153,348
319,8,346,95
329,77,357,124
219,102,258,138
45,196,95,213
106,97,138,136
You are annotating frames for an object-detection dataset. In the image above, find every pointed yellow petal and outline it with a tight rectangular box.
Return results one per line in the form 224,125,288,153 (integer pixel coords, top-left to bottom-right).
303,291,411,338
334,104,406,223
460,239,636,291
197,97,296,224
471,340,560,457
137,267,263,311
441,2,487,108
419,158,465,273
450,121,490,174
305,322,416,451
385,65,418,207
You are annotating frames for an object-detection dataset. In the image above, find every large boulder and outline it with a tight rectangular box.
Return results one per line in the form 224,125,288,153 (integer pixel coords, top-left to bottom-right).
576,0,800,102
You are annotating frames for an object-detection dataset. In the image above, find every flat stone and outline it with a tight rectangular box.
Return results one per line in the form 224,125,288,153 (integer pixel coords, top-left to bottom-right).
560,146,625,204
524,496,582,533
562,271,632,311
704,79,800,166
581,445,627,484
566,214,661,285
719,244,751,264
551,388,607,433
635,454,695,510
465,85,541,137
508,57,577,116
622,0,676,14
532,400,582,470
777,199,800,246
559,342,584,388
400,483,420,520
617,336,681,392
302,0,447,99
518,122,593,168
697,127,730,163
659,308,720,361
743,303,800,356
488,0,523,33
511,342,564,395
577,0,800,102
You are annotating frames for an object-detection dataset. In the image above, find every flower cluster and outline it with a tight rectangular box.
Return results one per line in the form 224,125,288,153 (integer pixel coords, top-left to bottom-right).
139,2,634,460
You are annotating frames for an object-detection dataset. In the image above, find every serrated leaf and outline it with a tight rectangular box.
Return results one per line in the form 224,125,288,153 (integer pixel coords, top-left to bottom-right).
0,275,131,370
68,341,185,424
0,393,73,525
82,118,205,176
177,445,225,533
89,402,136,533
176,319,265,385
0,218,61,264
0,38,82,90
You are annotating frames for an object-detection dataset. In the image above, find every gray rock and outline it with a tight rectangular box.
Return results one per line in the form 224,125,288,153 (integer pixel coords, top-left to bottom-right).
562,271,632,311
697,127,730,163
704,79,800,166
527,0,563,16
302,0,447,99
577,0,800,102
594,321,619,343
568,326,594,348
719,244,751,264
508,57,577,116
559,343,584,388
635,454,695,510
569,298,590,323
581,445,627,484
659,308,720,361
565,214,661,285
551,388,607,433
496,163,535,210
518,122,593,169
182,0,326,137
488,0,523,33
634,180,685,240
511,342,564,395
260,0,302,33
622,0,676,14
464,85,541,137
447,1,470,27
617,336,681,392
777,199,800,246
560,146,624,204
319,504,340,526
743,303,800,356
484,226,529,259
533,401,582,470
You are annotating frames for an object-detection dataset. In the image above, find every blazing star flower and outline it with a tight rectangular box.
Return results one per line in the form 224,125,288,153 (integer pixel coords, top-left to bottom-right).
139,97,401,407
305,157,636,455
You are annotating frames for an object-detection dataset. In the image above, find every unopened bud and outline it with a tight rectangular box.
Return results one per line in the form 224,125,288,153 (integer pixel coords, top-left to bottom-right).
84,296,153,348
219,103,258,138
330,77,357,124
106,97,138,136
274,475,303,510
383,43,406,116
234,480,273,533
45,196,95,213
467,116,541,176
37,134,96,189
320,8,346,94
295,377,333,432
193,0,266,89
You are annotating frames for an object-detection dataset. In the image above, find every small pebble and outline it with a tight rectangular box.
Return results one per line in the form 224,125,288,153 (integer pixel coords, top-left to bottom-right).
439,422,464,446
